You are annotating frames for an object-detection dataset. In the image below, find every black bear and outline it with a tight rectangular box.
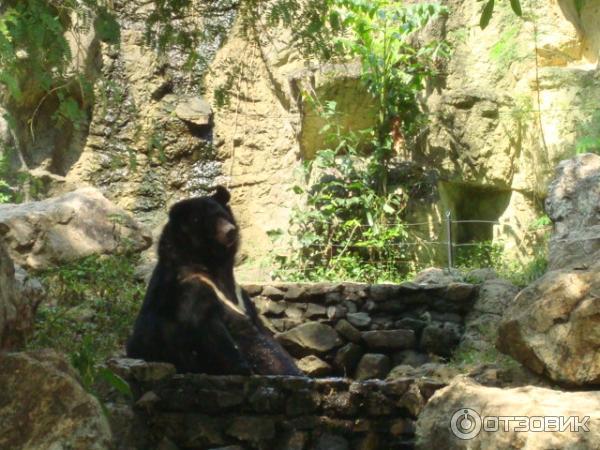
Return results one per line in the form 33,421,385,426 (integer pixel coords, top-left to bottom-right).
126,186,301,376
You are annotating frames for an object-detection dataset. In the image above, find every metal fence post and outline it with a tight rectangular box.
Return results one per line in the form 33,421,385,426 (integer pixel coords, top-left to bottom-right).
446,211,454,270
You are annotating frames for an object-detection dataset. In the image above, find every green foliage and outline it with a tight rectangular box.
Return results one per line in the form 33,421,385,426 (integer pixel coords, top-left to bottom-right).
455,241,504,270
331,0,448,191
489,22,524,72
452,341,520,370
575,0,587,17
70,335,132,398
276,2,449,282
575,110,600,155
501,253,547,287
479,0,522,29
28,253,143,395
529,213,551,229
0,147,12,203
275,103,413,283
0,1,119,133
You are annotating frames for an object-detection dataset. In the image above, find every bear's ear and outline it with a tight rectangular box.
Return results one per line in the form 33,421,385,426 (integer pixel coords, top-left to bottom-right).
168,200,188,222
213,185,230,205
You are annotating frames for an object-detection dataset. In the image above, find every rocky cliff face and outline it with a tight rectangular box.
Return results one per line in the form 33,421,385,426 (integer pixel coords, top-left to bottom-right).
191,0,600,270
2,0,599,276
414,0,600,262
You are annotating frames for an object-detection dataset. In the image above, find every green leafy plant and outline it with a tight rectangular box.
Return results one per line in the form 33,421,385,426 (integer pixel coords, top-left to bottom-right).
276,104,413,282
489,22,524,72
70,335,132,399
277,150,412,282
330,0,449,193
0,148,12,203
28,253,143,396
479,0,523,29
0,1,116,131
575,110,600,155
275,1,449,282
455,240,504,270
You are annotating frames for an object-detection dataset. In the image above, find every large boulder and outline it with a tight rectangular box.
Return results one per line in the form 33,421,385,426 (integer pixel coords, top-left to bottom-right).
0,349,112,449
416,378,600,450
496,262,600,386
545,153,600,270
496,154,600,387
0,188,152,269
0,241,41,350
0,242,19,349
276,321,342,356
460,279,520,352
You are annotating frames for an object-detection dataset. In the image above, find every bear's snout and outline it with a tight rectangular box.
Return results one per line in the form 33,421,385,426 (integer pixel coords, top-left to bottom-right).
216,218,238,247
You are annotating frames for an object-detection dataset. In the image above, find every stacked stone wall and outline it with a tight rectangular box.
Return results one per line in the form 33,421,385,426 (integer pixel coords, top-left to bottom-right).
245,282,477,379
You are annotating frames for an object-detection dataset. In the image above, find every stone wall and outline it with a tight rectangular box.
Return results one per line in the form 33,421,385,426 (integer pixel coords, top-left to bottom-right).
244,282,477,379
114,360,446,450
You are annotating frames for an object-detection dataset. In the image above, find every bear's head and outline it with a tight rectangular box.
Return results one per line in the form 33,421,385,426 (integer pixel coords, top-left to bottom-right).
159,186,239,266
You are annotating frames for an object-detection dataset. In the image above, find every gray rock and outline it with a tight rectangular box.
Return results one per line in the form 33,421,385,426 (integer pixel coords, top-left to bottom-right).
0,243,22,350
334,342,364,375
400,383,426,417
13,265,45,314
354,353,391,380
369,284,399,301
283,284,305,301
305,303,327,318
286,389,321,415
276,321,342,355
395,318,428,334
254,297,286,316
465,268,498,283
342,300,358,313
327,304,348,320
156,437,181,450
248,386,286,413
174,96,212,125
363,300,377,312
104,403,151,450
497,261,600,386
227,416,275,442
241,283,263,296
472,279,519,316
297,355,333,377
445,282,476,301
393,350,430,368
342,283,368,301
276,431,307,450
261,285,286,299
417,378,600,450
346,312,372,328
420,324,461,357
284,305,305,319
335,319,362,343
545,153,600,270
208,446,244,450
315,433,349,450
0,188,151,269
107,358,176,382
413,268,462,285
458,278,520,353
362,329,416,351
0,350,112,449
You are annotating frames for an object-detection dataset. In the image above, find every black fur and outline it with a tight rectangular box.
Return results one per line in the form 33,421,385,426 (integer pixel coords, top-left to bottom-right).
126,186,301,376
